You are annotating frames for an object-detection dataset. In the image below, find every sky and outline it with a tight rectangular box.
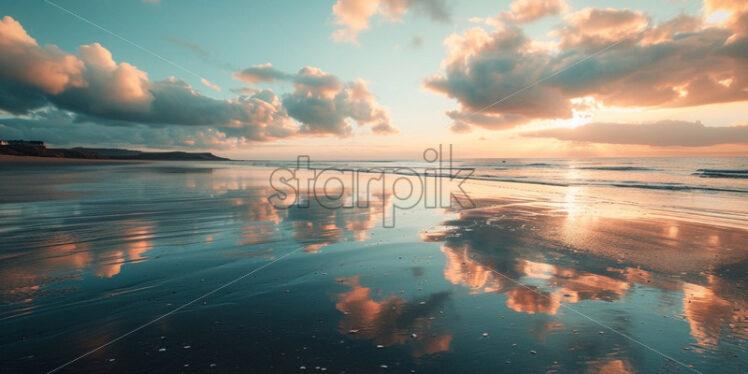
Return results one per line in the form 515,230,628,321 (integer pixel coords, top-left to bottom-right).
0,0,746,159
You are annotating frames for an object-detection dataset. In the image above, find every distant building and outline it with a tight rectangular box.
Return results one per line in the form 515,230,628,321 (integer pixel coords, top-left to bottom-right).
0,140,46,147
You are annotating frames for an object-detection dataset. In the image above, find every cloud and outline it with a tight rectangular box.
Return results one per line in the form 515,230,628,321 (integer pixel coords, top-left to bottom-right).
331,0,450,43
425,5,748,133
703,0,748,36
235,64,397,136
552,8,649,49
0,17,396,148
165,36,236,71
165,36,208,58
0,108,233,149
0,16,84,98
500,0,569,24
524,120,748,146
200,78,221,91
446,110,526,132
233,63,290,84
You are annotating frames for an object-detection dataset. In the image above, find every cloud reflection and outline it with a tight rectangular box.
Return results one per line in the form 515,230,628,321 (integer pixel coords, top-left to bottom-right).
0,220,154,305
335,276,452,357
424,195,748,350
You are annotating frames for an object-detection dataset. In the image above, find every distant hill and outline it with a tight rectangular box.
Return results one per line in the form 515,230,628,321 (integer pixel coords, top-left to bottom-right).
0,141,230,161
72,148,143,157
74,148,230,161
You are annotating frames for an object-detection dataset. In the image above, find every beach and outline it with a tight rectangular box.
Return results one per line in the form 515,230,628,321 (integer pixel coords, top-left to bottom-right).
0,155,146,164
1,159,747,373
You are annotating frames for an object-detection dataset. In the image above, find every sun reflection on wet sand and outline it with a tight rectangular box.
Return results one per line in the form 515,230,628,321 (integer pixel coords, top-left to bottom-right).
424,193,748,356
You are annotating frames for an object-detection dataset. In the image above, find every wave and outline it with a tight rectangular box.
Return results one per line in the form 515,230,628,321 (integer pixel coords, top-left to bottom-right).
526,163,557,167
696,169,748,173
694,169,748,179
578,166,656,171
440,173,746,193
461,162,563,168
241,160,748,194
611,183,746,193
488,164,657,171
424,172,746,194
471,176,745,193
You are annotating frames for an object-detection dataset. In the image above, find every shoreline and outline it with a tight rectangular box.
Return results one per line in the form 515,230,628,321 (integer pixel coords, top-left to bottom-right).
0,154,150,164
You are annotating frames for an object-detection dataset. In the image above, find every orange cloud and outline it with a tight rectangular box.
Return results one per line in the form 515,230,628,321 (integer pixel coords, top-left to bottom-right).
330,0,450,43
425,5,748,134
0,17,396,148
335,276,453,356
500,0,569,24
0,16,84,96
525,120,748,146
553,8,649,49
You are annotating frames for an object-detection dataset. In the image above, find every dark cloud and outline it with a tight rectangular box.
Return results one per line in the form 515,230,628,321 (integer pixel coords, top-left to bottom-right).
425,4,748,133
0,109,231,149
233,63,290,84
0,76,49,115
524,120,748,147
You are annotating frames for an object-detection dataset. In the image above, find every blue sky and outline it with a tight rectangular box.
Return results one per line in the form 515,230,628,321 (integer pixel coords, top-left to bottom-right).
1,0,746,158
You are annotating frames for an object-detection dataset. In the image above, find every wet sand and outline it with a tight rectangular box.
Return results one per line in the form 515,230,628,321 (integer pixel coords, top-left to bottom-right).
0,162,746,373
0,155,145,165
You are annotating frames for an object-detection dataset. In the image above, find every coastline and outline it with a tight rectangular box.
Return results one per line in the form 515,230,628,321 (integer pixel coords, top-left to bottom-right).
0,154,148,165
